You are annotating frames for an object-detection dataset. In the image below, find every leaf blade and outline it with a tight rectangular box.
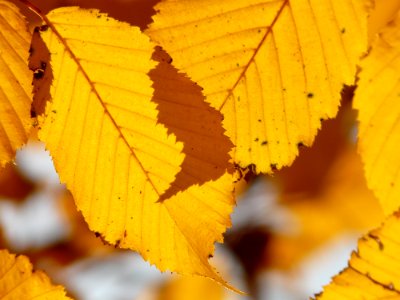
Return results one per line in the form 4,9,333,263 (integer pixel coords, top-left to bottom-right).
36,7,238,288
317,211,400,299
0,249,71,299
354,13,400,215
147,0,371,173
0,0,32,167
36,6,184,263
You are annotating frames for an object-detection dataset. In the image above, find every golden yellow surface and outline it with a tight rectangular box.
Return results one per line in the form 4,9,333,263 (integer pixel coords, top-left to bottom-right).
147,0,371,173
0,249,70,299
37,7,237,287
0,1,32,166
354,13,400,215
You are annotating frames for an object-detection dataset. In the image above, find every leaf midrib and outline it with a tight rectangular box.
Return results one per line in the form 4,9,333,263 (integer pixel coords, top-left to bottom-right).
42,14,163,196
218,0,289,111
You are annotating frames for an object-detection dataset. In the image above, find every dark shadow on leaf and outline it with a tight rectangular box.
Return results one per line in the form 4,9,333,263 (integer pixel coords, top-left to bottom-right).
29,27,52,117
11,0,160,30
150,47,234,201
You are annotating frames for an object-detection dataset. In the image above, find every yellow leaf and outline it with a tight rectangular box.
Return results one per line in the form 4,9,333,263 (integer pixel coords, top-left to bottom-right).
0,249,70,299
317,211,400,299
354,13,400,215
147,49,238,288
0,1,32,167
35,8,236,288
147,0,371,173
35,6,183,267
150,47,234,200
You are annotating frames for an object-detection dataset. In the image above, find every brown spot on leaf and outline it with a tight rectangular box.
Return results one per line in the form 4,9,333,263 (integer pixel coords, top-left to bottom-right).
39,25,49,31
368,232,384,250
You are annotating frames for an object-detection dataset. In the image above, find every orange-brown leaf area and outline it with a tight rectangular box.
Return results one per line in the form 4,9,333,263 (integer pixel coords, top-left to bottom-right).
150,47,234,201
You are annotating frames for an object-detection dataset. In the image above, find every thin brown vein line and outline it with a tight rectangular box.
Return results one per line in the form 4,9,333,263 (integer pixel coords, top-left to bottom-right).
0,57,27,139
253,61,272,164
306,0,334,101
0,13,30,49
72,84,92,190
348,264,400,294
151,0,282,33
64,37,151,52
104,134,119,237
169,26,261,55
88,113,104,226
218,0,289,111
183,46,257,70
42,17,163,195
270,29,291,157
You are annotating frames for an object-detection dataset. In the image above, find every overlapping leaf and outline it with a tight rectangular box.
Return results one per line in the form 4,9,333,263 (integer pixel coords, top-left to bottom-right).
35,7,237,287
150,48,234,200
317,211,400,299
147,0,371,173
0,249,70,299
0,1,32,166
35,6,184,271
143,49,238,287
354,13,400,215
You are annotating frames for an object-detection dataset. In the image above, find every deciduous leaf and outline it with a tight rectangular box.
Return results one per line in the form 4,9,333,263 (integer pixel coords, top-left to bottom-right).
354,13,400,215
150,47,234,200
35,6,184,269
147,49,237,288
0,249,70,299
317,211,400,299
35,7,236,288
0,0,32,167
147,0,371,173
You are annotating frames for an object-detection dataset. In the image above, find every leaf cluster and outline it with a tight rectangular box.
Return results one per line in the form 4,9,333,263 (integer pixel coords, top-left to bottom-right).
0,0,400,298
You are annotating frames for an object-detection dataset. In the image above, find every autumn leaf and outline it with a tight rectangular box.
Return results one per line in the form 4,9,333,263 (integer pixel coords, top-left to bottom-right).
317,211,400,299
34,5,183,269
150,47,234,200
147,0,371,173
34,7,237,288
145,49,238,287
0,0,32,167
0,249,70,299
354,12,400,215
